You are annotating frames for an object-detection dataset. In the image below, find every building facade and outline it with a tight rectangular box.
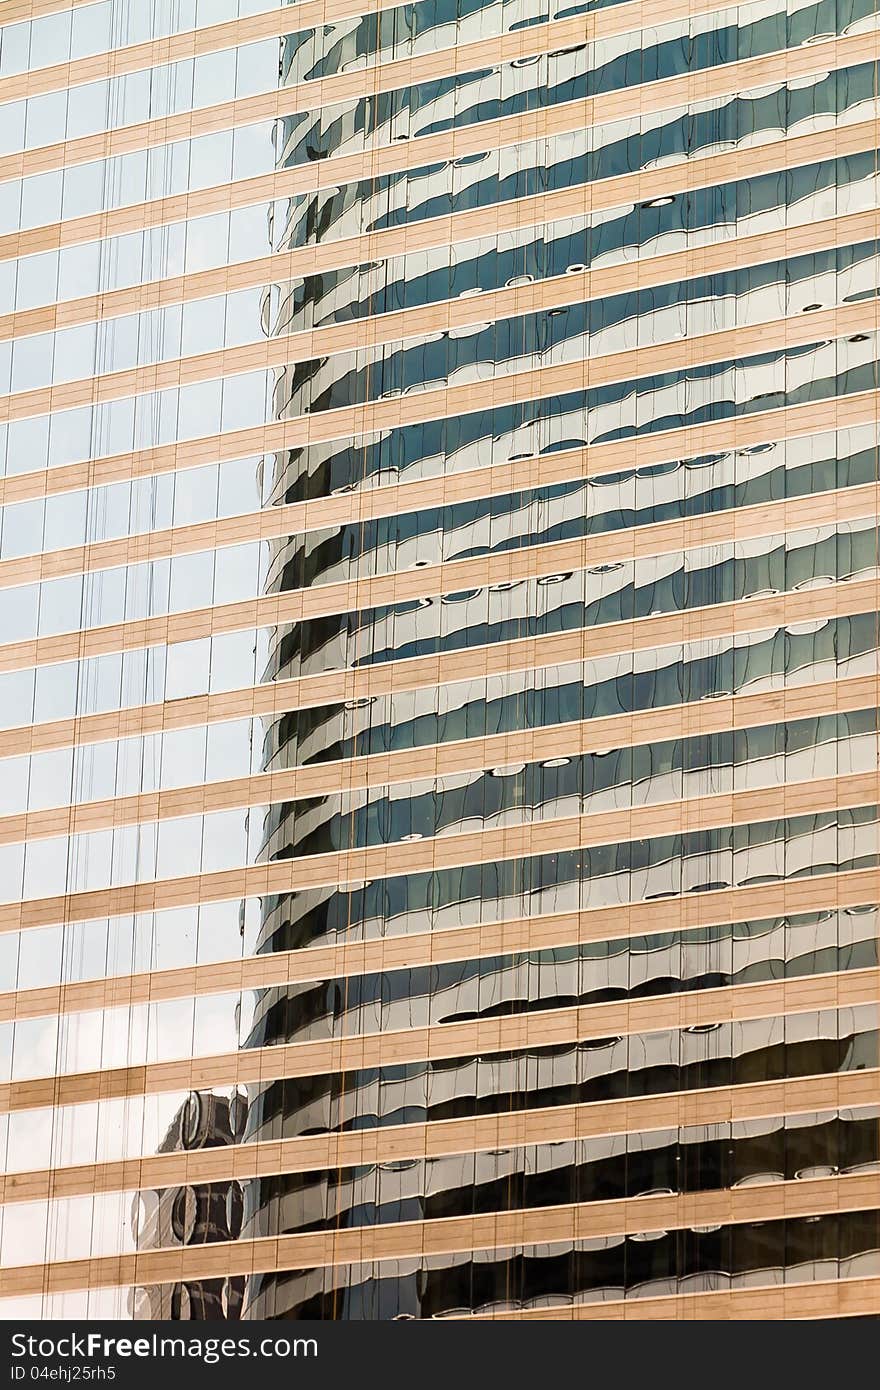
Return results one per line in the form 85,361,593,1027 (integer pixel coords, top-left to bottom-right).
0,0,879,1320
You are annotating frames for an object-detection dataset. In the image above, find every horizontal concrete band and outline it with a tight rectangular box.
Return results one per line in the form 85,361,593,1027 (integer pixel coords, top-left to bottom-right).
0,322,874,632
467,1273,880,1320
0,464,874,736
2,324,874,552
2,643,876,854
4,1066,876,1207
4,223,877,425
0,0,776,106
1,4,766,193
4,119,877,361
0,416,872,759
3,204,870,420
0,533,876,767
0,538,870,787
0,7,581,106
8,1276,880,1325
3,860,879,1029
1,1170,877,1297
8,493,880,787
3,96,872,278
2,381,874,577
0,578,875,877
0,467,876,681
2,284,875,595
1,730,879,929
3,0,399,38
0,26,866,192
1,963,877,1114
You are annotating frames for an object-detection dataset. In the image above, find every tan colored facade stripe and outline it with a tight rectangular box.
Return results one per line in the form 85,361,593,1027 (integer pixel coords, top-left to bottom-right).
467,1275,880,1320
1,867,878,1023
3,216,879,429
0,869,875,1031
4,1067,877,1207
1,960,878,1114
0,0,790,106
1,596,877,853
3,197,872,372
5,0,385,31
0,208,867,472
0,402,870,747
2,286,875,441
0,451,873,669
0,570,875,788
0,396,739,581
3,0,92,24
3,861,880,1029
0,0,761,116
0,446,876,695
1,363,874,527
0,297,876,524
0,580,874,815
1,131,875,369
0,0,779,40
2,1170,877,1296
1,91,875,275
0,28,869,191
1,646,876,854
0,0,602,59
0,463,877,683
0,722,878,929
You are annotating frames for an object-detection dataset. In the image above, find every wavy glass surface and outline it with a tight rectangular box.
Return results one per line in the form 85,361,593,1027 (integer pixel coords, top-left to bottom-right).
0,0,878,1323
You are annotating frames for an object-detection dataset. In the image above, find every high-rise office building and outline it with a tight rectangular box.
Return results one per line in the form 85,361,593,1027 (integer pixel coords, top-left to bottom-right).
0,0,879,1322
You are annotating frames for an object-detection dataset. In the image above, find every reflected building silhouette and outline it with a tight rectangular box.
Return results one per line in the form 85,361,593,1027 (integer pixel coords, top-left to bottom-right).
131,1090,247,1322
